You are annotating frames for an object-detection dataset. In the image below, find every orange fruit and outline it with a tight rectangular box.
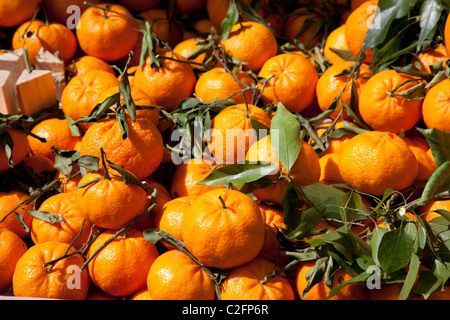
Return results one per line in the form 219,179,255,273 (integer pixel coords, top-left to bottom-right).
23,155,55,174
173,0,207,14
153,196,196,250
319,152,343,183
283,11,321,50
69,55,116,77
170,158,224,198
27,118,81,162
245,134,321,205
403,136,437,181
257,203,289,266
11,20,46,65
0,190,33,238
0,0,41,27
183,19,214,40
95,85,160,127
0,227,28,292
316,61,373,120
0,127,30,173
173,37,207,65
181,188,265,269
422,78,450,132
312,118,357,155
445,13,450,57
295,260,368,300
258,53,319,113
221,257,295,300
208,103,272,164
134,49,196,111
115,0,162,12
30,192,94,249
338,131,418,196
415,44,448,73
75,170,148,230
418,200,450,222
195,67,256,104
221,21,278,73
61,70,120,124
87,228,159,297
37,23,77,64
345,0,378,63
56,165,82,193
138,8,183,48
130,288,153,300
324,24,352,65
41,0,101,25
146,249,216,300
79,115,164,181
76,3,139,61
359,69,423,134
12,241,90,300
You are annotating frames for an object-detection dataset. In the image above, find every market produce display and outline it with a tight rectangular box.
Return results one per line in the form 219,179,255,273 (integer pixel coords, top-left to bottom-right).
2,0,450,302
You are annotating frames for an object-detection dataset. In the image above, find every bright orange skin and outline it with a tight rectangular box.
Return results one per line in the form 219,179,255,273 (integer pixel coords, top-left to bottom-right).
324,24,351,65
195,67,256,105
76,3,139,61
316,61,373,120
0,190,33,239
79,115,164,181
345,0,378,63
422,78,450,132
415,45,448,73
37,23,77,63
418,200,450,222
28,118,81,162
296,260,368,300
339,131,418,196
208,104,272,164
0,127,29,174
134,50,196,111
153,196,196,250
61,70,120,124
87,228,159,297
319,152,343,183
130,288,153,300
258,53,319,113
0,227,28,292
170,158,224,198
69,55,116,77
221,21,278,73
359,70,423,134
12,241,90,300
75,171,148,230
221,257,295,300
245,134,321,204
181,188,265,269
12,20,46,65
445,13,450,57
173,37,207,65
30,192,94,249
147,249,216,300
403,136,437,181
0,0,41,27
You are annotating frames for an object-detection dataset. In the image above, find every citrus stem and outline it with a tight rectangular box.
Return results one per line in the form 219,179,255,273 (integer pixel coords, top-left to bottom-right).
99,146,111,180
218,195,227,209
388,79,421,98
259,258,301,286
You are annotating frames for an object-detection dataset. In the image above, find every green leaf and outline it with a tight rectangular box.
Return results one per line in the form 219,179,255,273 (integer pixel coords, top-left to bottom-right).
220,0,239,40
281,181,303,231
398,253,420,300
377,228,413,273
326,270,371,300
339,191,363,230
370,226,388,266
417,0,443,52
119,55,136,122
364,0,411,48
301,257,328,299
25,210,58,224
197,161,279,190
270,103,301,174
417,127,450,167
418,161,450,205
139,21,160,69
